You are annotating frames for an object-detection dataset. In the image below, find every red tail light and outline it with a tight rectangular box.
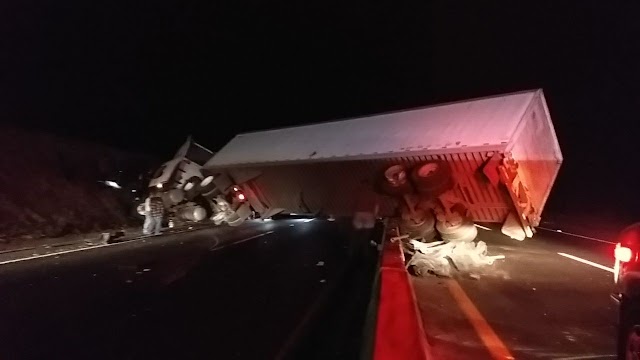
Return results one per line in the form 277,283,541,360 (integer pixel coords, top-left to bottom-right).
615,243,633,263
237,193,246,201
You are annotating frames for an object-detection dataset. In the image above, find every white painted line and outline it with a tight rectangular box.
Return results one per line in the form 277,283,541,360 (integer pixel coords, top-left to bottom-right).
474,224,492,231
233,231,274,245
0,241,128,266
538,227,615,244
213,231,275,251
554,355,616,360
2,229,276,266
557,252,614,273
1,229,210,265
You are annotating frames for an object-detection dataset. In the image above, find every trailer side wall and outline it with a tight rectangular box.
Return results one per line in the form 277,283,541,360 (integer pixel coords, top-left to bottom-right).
227,149,513,223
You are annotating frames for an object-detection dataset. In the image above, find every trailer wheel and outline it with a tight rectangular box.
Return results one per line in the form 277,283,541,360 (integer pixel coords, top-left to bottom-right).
436,218,478,243
400,210,436,240
198,176,217,197
379,164,413,195
183,176,202,200
411,161,453,197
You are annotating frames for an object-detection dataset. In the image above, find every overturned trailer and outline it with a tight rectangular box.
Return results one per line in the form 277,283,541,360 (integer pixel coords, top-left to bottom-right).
206,89,563,240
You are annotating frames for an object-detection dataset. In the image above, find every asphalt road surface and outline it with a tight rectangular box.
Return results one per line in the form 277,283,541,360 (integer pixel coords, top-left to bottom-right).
414,224,619,360
0,219,381,360
0,217,619,360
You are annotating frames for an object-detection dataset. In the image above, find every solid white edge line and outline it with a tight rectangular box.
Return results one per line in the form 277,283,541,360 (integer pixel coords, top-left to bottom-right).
554,355,616,360
0,240,131,266
538,226,615,244
231,231,274,246
212,231,275,251
1,229,275,266
474,224,492,231
557,252,614,273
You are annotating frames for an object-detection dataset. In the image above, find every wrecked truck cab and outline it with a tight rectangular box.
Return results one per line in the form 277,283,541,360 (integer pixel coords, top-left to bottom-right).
143,138,257,227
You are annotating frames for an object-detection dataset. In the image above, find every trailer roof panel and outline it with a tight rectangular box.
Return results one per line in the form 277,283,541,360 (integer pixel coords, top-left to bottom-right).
206,90,538,167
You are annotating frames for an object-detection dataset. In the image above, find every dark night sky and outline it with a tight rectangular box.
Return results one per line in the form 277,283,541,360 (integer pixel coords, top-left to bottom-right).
2,1,640,219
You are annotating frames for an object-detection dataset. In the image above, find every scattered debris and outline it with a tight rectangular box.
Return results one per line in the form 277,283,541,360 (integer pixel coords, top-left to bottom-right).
391,234,410,242
405,239,505,278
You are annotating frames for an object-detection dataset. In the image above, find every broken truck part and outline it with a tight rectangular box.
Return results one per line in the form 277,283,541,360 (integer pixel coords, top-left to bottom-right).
140,138,252,227
205,89,562,240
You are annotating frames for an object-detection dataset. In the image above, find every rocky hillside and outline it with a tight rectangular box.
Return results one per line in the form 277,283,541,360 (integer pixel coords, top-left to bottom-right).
0,125,157,241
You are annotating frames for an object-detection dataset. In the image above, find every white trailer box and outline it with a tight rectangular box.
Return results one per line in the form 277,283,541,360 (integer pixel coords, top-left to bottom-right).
205,89,562,237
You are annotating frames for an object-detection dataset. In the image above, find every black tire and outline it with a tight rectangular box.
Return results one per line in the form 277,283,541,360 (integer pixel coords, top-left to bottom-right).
199,170,218,197
191,195,214,218
410,161,453,197
619,299,640,359
183,176,202,200
198,178,217,197
378,164,414,196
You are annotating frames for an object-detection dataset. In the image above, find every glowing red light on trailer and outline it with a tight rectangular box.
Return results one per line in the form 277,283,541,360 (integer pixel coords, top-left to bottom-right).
238,193,246,201
615,243,633,263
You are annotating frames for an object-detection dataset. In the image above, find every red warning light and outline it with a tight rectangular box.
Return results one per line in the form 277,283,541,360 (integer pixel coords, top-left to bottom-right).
238,193,246,201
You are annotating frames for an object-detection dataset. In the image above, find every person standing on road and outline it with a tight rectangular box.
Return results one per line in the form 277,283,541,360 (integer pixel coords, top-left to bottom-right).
143,191,164,236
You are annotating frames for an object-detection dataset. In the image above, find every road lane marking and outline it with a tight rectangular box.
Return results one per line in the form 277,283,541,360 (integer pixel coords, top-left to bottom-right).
230,231,274,246
554,355,616,360
475,224,492,231
446,280,514,360
538,227,615,244
557,252,614,273
0,240,136,265
211,231,275,251
0,229,271,266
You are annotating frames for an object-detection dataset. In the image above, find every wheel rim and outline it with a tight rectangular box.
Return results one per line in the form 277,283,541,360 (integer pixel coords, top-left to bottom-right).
627,325,640,360
384,165,407,185
417,163,439,177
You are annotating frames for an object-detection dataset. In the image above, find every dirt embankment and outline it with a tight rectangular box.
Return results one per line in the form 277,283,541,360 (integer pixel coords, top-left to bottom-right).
0,125,156,242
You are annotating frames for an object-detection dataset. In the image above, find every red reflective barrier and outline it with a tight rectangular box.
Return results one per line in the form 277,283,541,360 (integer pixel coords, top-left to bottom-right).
374,240,432,360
